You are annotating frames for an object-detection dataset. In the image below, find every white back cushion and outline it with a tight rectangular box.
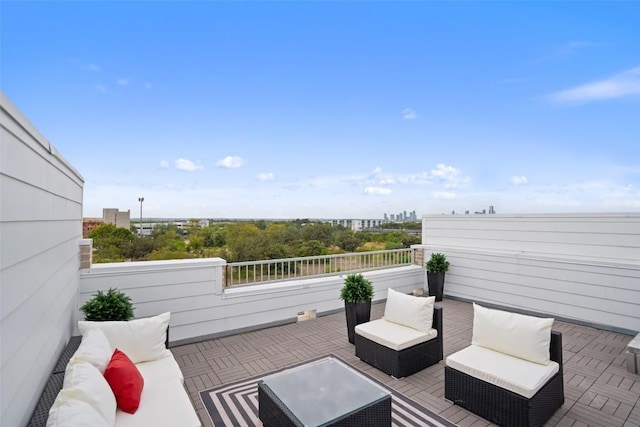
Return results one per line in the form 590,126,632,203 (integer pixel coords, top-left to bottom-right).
62,362,117,425
472,303,554,365
78,312,171,363
383,288,435,332
69,327,113,373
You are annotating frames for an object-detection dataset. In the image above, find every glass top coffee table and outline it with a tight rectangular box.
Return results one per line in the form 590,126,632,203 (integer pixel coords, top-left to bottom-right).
258,357,391,427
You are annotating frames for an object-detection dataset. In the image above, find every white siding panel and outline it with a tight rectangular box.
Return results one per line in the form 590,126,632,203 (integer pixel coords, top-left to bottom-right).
0,176,82,222
79,262,424,345
1,237,80,331
1,92,83,427
0,220,81,271
422,214,640,262
0,99,82,196
420,213,640,334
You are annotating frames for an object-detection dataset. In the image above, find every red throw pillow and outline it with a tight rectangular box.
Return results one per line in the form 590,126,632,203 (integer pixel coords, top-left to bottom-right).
104,348,144,414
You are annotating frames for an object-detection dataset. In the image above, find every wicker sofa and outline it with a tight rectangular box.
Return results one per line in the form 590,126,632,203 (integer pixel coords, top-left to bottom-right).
445,304,564,427
354,288,443,378
29,313,201,427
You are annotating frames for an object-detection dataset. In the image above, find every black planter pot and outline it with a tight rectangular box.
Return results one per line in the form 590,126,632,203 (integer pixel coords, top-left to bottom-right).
427,272,446,302
344,300,372,344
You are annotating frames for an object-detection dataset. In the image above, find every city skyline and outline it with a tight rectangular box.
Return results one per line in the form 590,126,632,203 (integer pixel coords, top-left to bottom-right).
2,2,639,218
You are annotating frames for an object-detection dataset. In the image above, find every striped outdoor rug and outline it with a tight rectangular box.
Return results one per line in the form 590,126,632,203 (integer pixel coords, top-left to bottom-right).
200,355,456,427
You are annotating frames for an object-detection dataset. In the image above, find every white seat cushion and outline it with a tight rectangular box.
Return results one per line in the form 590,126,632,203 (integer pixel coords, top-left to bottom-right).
115,379,201,427
135,354,184,385
355,318,438,351
446,345,559,399
383,289,435,332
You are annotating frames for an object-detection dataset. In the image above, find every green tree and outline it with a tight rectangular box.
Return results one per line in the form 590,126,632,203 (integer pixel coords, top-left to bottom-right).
122,237,155,260
298,240,326,256
302,223,335,247
201,226,225,247
225,223,264,261
148,247,191,260
336,230,361,252
187,235,204,254
89,224,135,262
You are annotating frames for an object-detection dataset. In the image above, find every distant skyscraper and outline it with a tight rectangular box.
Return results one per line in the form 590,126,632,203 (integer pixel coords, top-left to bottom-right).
383,209,419,222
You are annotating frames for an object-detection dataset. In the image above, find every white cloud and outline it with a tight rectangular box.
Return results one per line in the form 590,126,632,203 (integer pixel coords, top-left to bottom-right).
257,172,275,181
536,40,600,63
216,156,245,168
548,66,640,104
402,108,417,119
559,41,600,55
95,84,107,93
88,63,100,72
433,191,457,199
159,160,169,168
364,187,392,195
430,164,467,188
117,78,129,86
511,175,528,185
175,158,203,171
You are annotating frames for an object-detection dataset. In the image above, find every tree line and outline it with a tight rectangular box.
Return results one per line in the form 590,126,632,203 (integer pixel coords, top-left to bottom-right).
88,220,421,263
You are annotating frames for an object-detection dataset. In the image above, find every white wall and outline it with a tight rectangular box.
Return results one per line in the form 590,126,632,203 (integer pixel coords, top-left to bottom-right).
79,260,424,345
420,213,640,334
0,92,84,427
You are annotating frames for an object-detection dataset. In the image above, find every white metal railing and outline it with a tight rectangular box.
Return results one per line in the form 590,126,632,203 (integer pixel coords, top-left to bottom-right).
226,248,414,287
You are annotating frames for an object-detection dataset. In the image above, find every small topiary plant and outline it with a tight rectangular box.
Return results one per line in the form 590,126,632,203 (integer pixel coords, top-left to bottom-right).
339,273,374,304
80,288,135,321
426,252,450,273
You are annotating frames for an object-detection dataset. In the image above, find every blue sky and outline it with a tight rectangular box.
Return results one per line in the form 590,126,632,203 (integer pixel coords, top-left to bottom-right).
2,1,639,219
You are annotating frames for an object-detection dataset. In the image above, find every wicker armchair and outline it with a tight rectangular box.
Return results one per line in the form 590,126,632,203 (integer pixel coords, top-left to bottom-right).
354,289,443,378
355,306,443,378
445,304,564,427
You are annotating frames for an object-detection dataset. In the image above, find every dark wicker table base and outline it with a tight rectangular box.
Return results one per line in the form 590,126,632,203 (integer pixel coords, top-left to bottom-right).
258,381,392,427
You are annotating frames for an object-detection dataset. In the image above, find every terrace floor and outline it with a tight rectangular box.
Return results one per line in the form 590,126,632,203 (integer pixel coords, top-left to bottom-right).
171,298,640,427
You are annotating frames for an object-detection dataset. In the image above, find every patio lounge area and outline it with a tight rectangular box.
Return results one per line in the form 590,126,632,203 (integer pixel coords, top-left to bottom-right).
173,298,640,427
3,93,639,427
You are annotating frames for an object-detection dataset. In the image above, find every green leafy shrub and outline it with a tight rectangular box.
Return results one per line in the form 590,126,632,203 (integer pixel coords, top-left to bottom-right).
80,288,134,321
339,273,374,303
425,252,450,273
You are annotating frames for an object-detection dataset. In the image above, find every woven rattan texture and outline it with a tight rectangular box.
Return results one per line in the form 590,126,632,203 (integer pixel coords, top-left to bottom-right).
444,331,564,427
355,306,443,378
28,336,82,427
52,336,82,374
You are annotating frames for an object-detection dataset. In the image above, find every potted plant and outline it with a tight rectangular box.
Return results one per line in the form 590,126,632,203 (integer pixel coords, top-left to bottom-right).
80,287,135,321
425,252,449,302
339,273,374,344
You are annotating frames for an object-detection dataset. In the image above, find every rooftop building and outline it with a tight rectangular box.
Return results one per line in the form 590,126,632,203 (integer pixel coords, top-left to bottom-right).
2,92,639,427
